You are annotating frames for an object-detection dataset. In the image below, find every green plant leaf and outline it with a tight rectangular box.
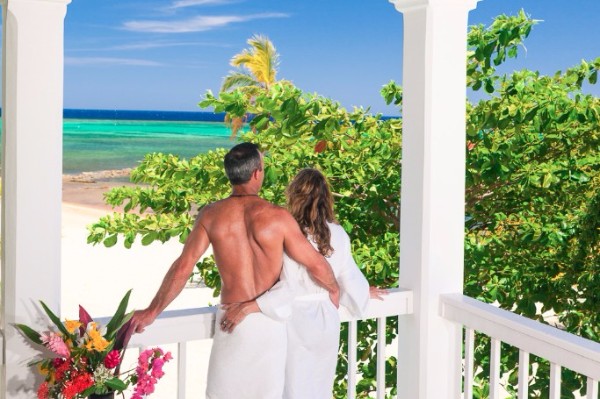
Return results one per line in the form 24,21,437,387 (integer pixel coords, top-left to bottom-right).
105,377,129,391
105,289,132,338
40,301,71,337
15,324,42,345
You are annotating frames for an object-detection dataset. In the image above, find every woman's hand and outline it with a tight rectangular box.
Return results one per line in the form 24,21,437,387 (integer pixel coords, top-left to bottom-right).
219,300,260,333
369,286,387,300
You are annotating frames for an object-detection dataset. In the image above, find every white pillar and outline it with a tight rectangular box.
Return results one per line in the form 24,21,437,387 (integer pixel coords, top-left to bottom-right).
389,0,479,398
1,0,70,397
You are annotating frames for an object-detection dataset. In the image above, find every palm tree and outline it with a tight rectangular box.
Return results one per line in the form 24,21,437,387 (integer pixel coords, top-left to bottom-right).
221,34,279,94
220,35,281,137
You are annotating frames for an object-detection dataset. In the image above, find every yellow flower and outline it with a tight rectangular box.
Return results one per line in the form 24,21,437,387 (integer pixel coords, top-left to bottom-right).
64,320,82,334
85,327,110,352
37,363,48,376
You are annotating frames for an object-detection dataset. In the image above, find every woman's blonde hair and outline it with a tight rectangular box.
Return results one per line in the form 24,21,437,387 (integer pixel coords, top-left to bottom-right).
286,168,337,256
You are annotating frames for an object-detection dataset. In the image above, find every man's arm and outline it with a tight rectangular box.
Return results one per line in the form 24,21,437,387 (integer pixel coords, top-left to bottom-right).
131,214,210,333
281,211,340,307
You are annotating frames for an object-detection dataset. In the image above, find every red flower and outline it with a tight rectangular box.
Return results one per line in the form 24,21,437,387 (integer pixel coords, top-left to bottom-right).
62,371,93,399
37,382,49,399
54,358,71,381
104,349,121,369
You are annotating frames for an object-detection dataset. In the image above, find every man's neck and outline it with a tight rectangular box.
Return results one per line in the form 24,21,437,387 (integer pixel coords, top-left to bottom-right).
230,185,259,197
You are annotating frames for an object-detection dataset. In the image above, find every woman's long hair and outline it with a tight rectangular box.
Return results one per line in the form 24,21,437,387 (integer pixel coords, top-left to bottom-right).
286,168,337,256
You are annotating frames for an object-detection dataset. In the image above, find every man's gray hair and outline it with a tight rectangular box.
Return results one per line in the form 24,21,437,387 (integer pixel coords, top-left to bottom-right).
224,142,262,185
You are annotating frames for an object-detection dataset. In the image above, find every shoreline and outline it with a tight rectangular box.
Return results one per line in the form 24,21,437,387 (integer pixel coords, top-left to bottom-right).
62,168,135,211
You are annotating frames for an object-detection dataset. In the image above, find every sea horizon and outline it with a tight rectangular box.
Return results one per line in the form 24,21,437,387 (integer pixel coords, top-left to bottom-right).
2,108,397,175
62,111,234,175
63,108,228,123
0,109,235,175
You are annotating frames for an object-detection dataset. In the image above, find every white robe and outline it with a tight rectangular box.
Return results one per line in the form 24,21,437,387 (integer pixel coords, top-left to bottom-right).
257,222,370,399
206,308,286,399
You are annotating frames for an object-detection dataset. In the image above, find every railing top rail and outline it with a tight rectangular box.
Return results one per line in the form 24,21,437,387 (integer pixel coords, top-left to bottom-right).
441,293,600,380
117,288,413,348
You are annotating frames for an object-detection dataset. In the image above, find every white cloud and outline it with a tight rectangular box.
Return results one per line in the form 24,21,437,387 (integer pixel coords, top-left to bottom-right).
122,13,289,34
111,41,225,50
169,0,233,9
65,57,163,67
67,41,228,53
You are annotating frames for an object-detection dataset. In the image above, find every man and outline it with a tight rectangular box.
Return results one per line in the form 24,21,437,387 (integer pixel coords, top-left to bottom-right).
130,142,340,399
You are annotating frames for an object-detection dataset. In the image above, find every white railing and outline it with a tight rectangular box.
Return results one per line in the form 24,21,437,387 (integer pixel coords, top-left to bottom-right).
127,288,413,399
441,294,600,399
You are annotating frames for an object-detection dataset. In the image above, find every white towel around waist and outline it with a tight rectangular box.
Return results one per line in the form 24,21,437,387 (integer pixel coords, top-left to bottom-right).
295,292,329,302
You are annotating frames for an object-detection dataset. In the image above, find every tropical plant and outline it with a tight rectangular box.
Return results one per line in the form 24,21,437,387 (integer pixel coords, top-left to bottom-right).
221,34,280,94
87,12,599,398
220,34,295,137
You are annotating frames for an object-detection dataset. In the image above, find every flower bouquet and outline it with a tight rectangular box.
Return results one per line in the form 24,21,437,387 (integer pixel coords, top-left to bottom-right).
15,290,172,399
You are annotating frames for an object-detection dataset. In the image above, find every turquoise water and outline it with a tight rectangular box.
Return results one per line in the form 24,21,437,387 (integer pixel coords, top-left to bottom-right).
63,119,234,174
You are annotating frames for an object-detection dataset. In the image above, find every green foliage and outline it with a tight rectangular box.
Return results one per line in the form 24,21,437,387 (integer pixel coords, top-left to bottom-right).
87,12,599,398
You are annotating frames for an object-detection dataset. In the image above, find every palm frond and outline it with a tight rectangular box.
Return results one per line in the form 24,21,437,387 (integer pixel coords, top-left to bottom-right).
221,72,260,92
229,34,279,88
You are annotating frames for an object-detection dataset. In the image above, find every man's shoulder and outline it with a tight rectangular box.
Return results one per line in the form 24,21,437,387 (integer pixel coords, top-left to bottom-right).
254,200,291,220
197,200,221,216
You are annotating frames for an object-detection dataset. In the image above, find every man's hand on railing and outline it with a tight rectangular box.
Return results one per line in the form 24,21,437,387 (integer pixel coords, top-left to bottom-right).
220,300,260,333
369,286,387,300
130,308,158,334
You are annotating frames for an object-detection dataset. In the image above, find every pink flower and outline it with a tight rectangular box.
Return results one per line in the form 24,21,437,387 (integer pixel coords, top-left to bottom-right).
131,348,172,397
104,350,121,369
40,332,70,358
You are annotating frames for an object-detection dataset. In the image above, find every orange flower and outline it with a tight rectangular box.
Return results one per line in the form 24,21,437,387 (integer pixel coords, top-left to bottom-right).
85,325,110,352
64,320,81,334
37,363,49,376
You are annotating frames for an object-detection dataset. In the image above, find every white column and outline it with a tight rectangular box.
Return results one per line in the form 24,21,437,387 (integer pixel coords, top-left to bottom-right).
1,0,70,397
389,0,479,398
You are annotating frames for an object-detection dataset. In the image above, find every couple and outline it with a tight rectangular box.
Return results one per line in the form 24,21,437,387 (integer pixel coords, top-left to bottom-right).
131,142,383,398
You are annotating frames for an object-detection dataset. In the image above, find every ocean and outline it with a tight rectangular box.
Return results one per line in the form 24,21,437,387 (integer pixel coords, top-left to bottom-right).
61,109,234,175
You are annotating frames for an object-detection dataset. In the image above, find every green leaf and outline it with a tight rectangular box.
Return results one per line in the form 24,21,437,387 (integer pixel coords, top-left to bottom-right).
588,70,597,84
15,324,42,345
105,289,132,338
105,377,129,391
141,232,158,246
485,79,495,93
40,301,71,337
104,234,118,248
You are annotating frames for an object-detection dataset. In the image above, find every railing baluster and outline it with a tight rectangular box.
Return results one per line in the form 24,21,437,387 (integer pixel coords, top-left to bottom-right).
587,378,598,399
347,321,357,399
376,317,386,399
490,338,501,399
518,350,529,399
464,328,475,399
550,363,561,399
178,342,187,399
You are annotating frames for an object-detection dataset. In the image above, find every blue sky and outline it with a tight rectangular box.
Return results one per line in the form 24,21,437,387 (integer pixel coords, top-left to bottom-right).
26,1,600,115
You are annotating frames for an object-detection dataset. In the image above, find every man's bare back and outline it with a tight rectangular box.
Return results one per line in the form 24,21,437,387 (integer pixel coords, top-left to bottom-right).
198,195,290,304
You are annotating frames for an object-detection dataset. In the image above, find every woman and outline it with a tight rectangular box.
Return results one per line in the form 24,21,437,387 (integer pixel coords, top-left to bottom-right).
222,168,384,398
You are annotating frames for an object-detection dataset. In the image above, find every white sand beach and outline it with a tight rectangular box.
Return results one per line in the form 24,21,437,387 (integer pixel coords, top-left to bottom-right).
61,177,214,397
